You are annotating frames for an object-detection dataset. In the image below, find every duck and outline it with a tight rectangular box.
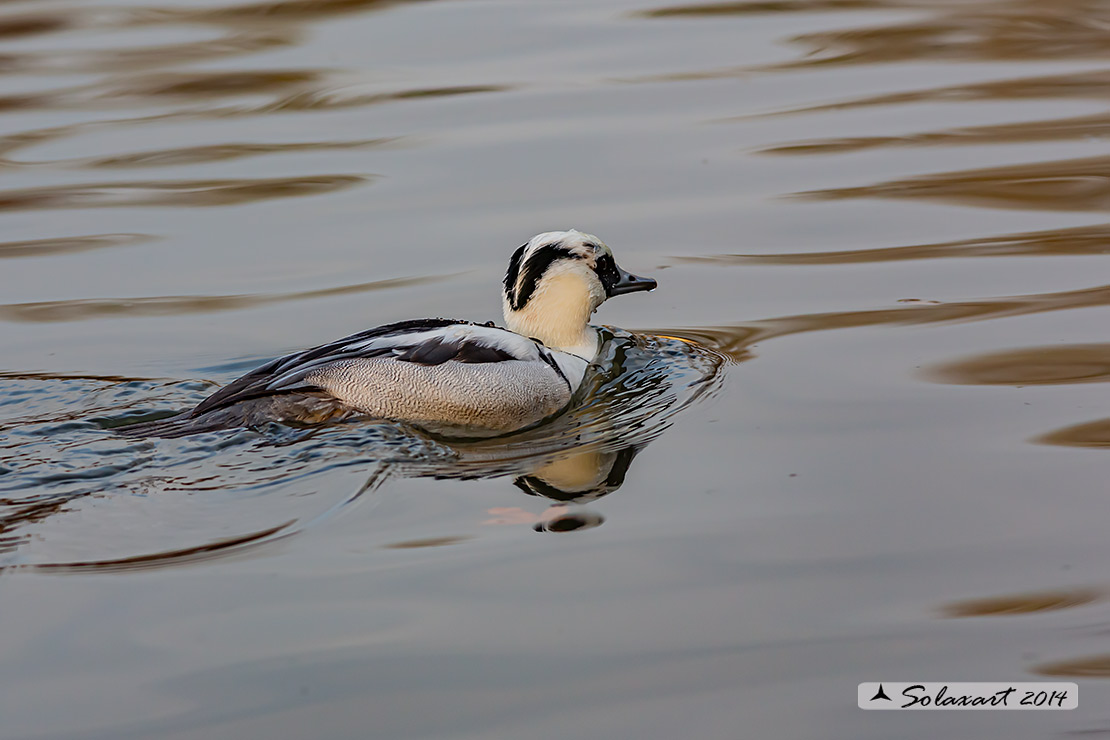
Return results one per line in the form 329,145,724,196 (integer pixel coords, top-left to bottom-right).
119,230,657,438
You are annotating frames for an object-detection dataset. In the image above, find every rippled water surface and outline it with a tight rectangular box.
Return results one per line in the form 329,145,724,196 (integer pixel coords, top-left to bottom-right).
6,0,1110,738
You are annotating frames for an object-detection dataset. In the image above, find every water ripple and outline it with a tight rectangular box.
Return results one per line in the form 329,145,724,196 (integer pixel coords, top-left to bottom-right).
744,69,1110,119
1035,418,1110,449
759,112,1110,156
80,138,398,169
941,588,1104,617
925,345,1110,386
0,331,725,571
798,154,1110,213
0,233,151,259
674,223,1110,265
0,174,368,212
644,0,1110,68
664,280,1110,358
0,274,454,322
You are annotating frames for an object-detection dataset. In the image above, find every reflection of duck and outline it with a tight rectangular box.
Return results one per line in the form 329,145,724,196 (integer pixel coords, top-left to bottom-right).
514,446,641,533
513,446,639,504
120,230,656,438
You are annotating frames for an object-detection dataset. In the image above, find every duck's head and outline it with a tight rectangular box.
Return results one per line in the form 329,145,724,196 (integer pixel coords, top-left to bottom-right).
502,230,656,360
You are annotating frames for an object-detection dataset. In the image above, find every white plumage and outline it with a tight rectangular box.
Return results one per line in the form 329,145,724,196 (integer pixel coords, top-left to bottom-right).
121,230,656,438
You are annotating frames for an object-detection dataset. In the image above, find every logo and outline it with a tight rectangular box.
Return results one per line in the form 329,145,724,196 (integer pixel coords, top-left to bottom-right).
858,683,1077,710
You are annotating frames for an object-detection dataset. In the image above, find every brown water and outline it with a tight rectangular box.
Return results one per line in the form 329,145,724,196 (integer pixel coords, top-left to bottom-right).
4,0,1110,737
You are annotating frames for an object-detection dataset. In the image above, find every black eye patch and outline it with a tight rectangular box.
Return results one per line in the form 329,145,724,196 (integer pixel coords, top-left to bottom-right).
593,253,622,293
503,243,527,299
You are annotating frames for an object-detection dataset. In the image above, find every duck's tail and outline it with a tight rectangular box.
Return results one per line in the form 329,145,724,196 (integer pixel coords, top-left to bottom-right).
113,393,358,438
113,410,238,438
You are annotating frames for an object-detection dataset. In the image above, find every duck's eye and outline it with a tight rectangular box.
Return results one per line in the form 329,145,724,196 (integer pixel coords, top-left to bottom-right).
594,254,621,289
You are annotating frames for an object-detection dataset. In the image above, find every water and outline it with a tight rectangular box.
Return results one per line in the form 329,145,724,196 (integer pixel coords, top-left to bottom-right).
3,0,1110,737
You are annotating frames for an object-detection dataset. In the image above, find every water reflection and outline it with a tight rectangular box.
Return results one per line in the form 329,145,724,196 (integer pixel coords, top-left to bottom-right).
940,587,1110,681
0,0,484,261
919,344,1110,448
515,447,639,505
800,155,1110,213
6,29,295,75
1035,655,1110,678
184,0,435,22
774,5,1110,69
253,83,509,115
664,281,1110,360
926,345,1110,386
0,0,431,75
27,521,297,575
640,1,900,17
759,112,1110,156
941,588,1104,618
408,447,640,537
642,0,1110,73
0,69,504,118
0,125,396,170
0,174,367,212
81,138,397,169
115,70,324,100
518,447,640,533
0,14,70,40
749,69,1110,120
675,223,1110,266
0,233,151,260
0,274,452,322
1035,418,1110,449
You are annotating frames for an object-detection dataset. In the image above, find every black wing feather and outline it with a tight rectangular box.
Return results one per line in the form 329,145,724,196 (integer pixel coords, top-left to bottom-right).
394,336,456,365
272,317,462,374
455,342,516,364
191,355,286,416
394,336,516,366
192,318,468,416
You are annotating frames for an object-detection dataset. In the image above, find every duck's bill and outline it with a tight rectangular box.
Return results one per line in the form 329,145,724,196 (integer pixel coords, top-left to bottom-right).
607,268,657,297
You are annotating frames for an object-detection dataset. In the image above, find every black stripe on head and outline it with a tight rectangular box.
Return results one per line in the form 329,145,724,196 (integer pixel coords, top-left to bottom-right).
510,244,581,310
503,243,527,303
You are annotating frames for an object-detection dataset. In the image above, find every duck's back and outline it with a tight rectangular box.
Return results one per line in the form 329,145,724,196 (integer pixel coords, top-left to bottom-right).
120,319,586,438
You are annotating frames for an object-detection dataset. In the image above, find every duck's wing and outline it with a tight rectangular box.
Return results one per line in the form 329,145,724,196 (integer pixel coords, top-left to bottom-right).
190,319,554,416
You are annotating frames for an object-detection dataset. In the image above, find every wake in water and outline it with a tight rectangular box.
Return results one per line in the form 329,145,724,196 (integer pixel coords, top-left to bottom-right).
0,329,726,571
